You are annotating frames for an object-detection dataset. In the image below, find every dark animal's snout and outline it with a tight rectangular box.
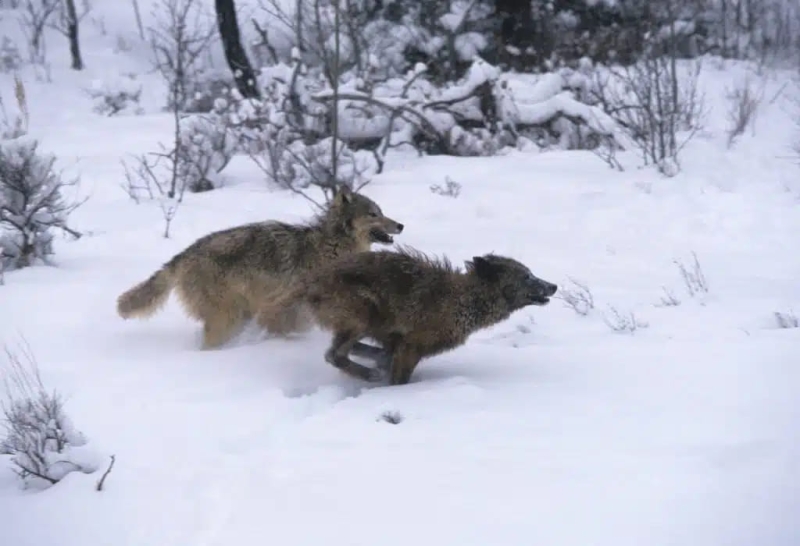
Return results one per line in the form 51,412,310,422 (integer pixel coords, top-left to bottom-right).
526,277,557,305
396,223,404,233
538,280,558,297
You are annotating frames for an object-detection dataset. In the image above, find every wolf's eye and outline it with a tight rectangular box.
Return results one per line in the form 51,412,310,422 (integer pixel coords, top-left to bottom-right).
368,212,379,217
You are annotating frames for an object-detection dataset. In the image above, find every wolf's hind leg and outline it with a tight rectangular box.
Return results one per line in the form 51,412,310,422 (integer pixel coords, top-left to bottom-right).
202,314,245,349
199,296,251,349
325,331,386,382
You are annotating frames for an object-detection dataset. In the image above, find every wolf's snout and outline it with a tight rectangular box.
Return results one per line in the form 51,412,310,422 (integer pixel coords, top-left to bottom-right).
395,222,404,233
532,279,557,297
543,281,558,296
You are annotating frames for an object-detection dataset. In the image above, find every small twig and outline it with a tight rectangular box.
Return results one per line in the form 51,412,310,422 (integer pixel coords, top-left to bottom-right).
95,454,116,491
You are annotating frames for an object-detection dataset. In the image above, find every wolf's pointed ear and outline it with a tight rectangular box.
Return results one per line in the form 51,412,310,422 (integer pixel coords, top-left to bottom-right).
334,185,353,204
471,256,500,282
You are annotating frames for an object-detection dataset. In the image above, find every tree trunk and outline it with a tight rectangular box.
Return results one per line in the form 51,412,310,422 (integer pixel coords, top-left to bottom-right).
64,0,84,70
214,0,260,99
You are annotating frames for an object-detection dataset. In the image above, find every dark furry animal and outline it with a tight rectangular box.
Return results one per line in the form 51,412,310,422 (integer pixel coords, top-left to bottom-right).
116,186,404,349
266,246,558,385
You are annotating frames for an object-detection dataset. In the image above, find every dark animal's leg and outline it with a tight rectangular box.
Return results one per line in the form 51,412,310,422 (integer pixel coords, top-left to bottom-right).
388,342,421,386
350,341,391,369
325,331,386,383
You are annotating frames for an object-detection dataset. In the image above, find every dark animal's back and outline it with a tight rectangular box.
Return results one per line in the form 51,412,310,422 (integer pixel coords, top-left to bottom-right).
320,248,453,293
307,248,461,333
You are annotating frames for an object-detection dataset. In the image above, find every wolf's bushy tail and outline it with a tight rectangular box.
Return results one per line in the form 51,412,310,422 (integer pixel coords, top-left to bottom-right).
117,266,175,319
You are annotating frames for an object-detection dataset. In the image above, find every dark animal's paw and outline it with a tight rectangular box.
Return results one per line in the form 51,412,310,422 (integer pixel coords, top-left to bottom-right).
366,366,388,383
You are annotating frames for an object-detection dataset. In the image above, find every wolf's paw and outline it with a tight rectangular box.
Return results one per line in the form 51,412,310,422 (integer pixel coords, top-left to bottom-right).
366,366,388,383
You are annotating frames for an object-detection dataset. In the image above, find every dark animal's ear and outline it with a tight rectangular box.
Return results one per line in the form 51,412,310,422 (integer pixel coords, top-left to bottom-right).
334,185,353,204
471,256,500,282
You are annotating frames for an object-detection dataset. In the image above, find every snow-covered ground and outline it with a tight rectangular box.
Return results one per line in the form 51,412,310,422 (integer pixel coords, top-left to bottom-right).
1,4,800,546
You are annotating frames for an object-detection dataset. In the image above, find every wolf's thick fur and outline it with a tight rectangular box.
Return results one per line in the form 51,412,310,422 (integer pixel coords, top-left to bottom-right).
266,246,558,385
116,187,403,349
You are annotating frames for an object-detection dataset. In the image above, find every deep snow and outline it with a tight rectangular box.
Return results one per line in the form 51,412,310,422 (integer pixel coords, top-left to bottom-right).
1,3,800,546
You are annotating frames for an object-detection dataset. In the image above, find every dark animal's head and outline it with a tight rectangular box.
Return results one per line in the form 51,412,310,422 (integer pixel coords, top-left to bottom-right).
329,185,404,245
466,254,558,310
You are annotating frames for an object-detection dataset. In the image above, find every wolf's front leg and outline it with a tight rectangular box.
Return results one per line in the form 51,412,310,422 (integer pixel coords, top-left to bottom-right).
350,341,391,370
387,343,421,386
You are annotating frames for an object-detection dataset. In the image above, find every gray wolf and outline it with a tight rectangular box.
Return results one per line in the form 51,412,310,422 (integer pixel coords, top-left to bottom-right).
116,186,404,349
266,246,557,385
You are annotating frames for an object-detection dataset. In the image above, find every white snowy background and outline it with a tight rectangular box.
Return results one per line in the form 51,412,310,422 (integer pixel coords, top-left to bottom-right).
0,1,799,545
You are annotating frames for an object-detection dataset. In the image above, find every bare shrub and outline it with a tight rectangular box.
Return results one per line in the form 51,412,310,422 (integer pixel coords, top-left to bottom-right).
378,411,403,425
121,149,185,239
95,454,116,491
121,89,233,213
119,105,234,237
593,57,706,176
0,74,29,139
774,309,799,329
122,5,233,237
602,305,649,334
654,286,681,307
0,138,84,271
592,135,625,171
675,251,709,298
0,36,23,73
557,277,595,316
725,73,765,148
1,339,94,488
146,0,217,112
430,176,461,198
19,0,60,63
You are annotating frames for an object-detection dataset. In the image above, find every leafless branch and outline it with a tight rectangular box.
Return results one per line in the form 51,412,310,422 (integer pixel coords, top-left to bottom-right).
95,454,116,491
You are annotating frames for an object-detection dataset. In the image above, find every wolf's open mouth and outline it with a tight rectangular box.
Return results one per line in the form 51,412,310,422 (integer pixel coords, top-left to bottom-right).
529,295,551,306
369,228,394,244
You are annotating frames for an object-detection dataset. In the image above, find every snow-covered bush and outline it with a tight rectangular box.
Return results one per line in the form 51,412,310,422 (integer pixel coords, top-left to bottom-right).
313,57,630,159
275,137,372,196
200,56,371,201
176,110,236,192
85,73,144,116
182,71,235,114
0,138,84,271
1,341,97,489
0,36,22,73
